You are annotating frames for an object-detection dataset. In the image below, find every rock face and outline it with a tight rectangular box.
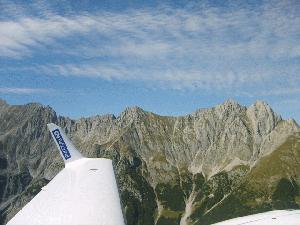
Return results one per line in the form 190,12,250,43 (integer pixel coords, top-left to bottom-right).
0,99,299,225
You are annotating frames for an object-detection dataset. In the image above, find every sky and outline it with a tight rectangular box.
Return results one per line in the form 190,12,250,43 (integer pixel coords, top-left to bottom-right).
0,0,299,121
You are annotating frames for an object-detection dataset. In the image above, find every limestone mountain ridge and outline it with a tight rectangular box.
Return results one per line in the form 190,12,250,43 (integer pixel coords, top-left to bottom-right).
0,99,299,225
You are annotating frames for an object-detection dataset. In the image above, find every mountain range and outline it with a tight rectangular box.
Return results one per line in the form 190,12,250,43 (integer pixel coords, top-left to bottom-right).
0,98,299,225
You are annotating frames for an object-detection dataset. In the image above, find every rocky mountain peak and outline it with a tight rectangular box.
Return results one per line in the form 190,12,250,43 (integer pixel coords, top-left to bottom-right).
120,106,146,121
216,99,246,113
193,99,246,119
247,100,282,136
223,99,241,107
251,100,273,112
248,100,277,116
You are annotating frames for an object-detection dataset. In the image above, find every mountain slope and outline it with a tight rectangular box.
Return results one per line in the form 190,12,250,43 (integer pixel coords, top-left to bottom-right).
0,99,299,225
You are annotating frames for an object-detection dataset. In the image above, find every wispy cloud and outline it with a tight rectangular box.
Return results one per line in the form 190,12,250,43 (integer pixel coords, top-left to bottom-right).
1,1,299,59
0,0,299,93
0,87,50,94
34,62,272,92
0,15,96,58
255,88,300,96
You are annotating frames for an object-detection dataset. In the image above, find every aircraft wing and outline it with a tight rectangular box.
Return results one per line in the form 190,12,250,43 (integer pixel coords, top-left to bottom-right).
213,209,300,225
7,123,125,225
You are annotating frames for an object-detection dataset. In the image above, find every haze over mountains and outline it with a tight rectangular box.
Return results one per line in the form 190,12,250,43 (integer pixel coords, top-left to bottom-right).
0,98,299,225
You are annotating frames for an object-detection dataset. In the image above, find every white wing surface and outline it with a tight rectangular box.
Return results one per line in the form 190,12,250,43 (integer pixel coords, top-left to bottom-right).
7,123,125,225
213,210,300,225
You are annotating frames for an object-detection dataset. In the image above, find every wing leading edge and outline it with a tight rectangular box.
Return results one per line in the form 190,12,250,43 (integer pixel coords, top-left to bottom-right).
7,124,125,225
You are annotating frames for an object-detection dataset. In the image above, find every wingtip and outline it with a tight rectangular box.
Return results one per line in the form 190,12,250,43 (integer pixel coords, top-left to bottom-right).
47,123,83,163
47,123,59,131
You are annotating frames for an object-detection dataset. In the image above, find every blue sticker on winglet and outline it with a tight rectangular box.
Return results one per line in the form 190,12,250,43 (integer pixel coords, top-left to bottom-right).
52,129,71,160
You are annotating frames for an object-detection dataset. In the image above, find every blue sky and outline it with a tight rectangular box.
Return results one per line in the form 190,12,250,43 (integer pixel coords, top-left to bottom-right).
0,0,299,121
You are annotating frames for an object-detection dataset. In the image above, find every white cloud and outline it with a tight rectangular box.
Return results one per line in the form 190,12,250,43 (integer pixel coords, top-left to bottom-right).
33,62,278,94
0,87,50,94
0,1,299,60
0,1,299,92
0,15,96,57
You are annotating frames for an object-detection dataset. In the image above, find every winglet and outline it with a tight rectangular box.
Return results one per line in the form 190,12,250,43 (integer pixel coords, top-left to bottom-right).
47,123,83,164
